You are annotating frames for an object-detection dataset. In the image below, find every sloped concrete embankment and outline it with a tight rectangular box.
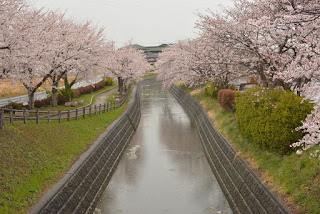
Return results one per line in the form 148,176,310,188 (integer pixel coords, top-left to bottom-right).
169,85,291,214
29,84,141,214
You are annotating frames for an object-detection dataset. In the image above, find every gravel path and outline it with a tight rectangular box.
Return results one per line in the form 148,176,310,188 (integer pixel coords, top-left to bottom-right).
91,88,118,106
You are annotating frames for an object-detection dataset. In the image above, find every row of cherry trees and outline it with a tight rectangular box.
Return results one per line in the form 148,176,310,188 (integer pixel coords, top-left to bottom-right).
0,0,149,109
156,0,320,158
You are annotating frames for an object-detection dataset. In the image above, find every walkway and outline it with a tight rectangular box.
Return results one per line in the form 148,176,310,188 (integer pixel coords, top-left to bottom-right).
96,78,232,214
91,88,117,106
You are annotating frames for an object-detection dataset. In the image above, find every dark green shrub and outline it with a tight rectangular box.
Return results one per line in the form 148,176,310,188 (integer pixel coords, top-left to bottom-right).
205,80,225,98
59,88,75,101
235,87,314,154
228,84,236,91
105,77,113,86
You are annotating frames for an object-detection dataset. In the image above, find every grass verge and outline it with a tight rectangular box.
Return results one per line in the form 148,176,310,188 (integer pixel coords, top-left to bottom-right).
190,89,320,214
142,74,158,79
0,86,131,214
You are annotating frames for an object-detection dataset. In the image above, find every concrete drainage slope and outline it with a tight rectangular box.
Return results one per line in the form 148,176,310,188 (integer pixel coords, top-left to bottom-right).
29,84,141,214
169,85,291,214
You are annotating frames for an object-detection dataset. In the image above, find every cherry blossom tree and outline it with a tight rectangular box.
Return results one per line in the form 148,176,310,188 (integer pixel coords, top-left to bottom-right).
0,0,114,108
46,16,113,106
157,0,320,157
105,44,150,96
156,38,241,88
0,5,60,109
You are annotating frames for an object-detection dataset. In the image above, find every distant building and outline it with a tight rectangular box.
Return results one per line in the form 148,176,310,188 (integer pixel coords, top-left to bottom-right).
132,44,168,66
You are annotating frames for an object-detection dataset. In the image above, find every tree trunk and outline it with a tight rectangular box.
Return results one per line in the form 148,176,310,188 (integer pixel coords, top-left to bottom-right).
118,77,123,97
28,91,35,110
51,81,59,107
52,86,58,107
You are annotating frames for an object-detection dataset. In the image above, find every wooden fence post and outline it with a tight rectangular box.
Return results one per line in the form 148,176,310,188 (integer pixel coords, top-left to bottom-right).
99,104,101,114
9,106,13,124
0,108,4,129
83,107,86,118
94,105,97,116
48,109,51,123
59,110,62,123
111,101,113,110
107,102,109,112
68,110,70,121
89,106,92,117
103,103,106,113
23,108,27,124
76,109,78,120
36,108,39,124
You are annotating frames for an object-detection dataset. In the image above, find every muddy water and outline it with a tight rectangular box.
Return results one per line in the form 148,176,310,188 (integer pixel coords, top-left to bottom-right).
96,78,232,214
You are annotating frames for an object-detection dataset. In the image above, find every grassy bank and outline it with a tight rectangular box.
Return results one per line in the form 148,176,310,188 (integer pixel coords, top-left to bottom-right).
190,89,320,214
0,86,130,214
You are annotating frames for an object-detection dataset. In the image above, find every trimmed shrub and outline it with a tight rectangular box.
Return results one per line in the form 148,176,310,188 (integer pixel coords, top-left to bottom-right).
6,102,25,110
235,86,314,154
74,85,94,97
218,89,236,111
34,97,51,108
94,80,106,90
74,80,106,98
104,77,113,86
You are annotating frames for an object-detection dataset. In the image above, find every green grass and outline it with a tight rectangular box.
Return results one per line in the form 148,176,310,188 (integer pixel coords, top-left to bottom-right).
141,74,158,79
106,92,117,102
192,90,320,214
0,87,131,214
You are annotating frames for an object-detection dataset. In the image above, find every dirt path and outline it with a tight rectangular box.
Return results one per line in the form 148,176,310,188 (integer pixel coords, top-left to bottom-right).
91,88,118,106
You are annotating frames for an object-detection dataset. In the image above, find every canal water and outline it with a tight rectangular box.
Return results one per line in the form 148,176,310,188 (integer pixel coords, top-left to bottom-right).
96,78,232,214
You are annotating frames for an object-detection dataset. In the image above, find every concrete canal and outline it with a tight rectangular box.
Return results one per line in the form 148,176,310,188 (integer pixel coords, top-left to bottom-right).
96,78,232,214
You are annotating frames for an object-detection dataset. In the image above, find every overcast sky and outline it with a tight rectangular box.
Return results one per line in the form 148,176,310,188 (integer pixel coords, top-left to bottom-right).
31,0,234,47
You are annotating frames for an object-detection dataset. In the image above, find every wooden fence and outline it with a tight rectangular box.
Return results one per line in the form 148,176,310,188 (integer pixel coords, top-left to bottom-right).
0,85,131,129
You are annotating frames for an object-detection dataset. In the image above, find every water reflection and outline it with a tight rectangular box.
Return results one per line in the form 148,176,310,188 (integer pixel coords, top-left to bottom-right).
96,78,232,214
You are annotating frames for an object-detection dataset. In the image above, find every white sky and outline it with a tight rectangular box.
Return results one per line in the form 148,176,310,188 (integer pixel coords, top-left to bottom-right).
30,0,234,48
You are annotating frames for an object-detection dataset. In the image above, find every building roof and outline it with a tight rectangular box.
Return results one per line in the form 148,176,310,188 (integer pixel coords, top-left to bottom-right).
131,44,168,63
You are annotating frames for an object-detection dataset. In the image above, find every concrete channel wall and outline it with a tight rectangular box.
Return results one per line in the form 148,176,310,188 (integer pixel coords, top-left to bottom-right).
169,85,291,214
29,84,141,214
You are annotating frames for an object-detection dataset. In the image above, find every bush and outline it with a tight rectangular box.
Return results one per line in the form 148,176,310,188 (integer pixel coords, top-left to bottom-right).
218,89,236,111
34,97,51,108
59,88,75,101
205,80,225,98
104,77,113,86
5,102,25,110
34,94,66,108
74,80,106,97
235,87,314,154
94,80,106,90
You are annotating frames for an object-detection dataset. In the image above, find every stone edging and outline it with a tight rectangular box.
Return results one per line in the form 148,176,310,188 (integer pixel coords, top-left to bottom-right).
169,84,291,214
28,83,141,214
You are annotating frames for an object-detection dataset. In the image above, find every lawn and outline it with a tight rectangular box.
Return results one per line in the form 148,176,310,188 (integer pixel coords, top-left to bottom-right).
190,89,320,214
0,85,131,214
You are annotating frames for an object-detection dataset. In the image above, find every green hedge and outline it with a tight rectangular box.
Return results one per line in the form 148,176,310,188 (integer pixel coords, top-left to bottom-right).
235,87,313,154
104,77,113,86
205,80,224,98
